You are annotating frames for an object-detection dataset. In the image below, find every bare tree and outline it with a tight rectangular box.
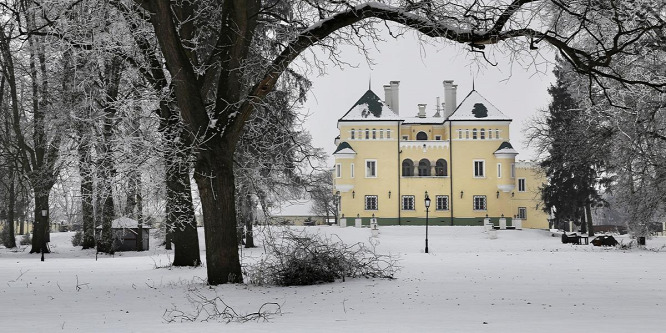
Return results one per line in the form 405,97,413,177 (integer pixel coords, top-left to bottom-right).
130,0,665,284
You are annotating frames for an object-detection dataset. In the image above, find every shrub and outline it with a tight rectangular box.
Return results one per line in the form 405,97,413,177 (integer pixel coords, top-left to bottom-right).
71,230,83,246
247,228,399,286
0,227,9,247
19,233,31,245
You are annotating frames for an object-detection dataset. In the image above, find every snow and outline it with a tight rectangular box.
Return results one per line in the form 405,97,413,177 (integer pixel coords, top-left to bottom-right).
2,227,666,332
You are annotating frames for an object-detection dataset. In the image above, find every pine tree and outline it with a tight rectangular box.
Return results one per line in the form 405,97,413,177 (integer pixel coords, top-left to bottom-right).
539,59,610,235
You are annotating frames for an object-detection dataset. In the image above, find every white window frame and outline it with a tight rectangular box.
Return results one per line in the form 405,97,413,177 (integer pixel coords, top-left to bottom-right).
495,129,500,139
465,129,470,139
518,178,526,192
379,129,384,139
335,163,341,178
402,195,415,211
480,128,485,139
436,195,449,211
473,160,485,178
365,195,378,210
386,129,391,139
473,195,487,211
350,129,355,140
350,163,355,178
511,163,516,178
365,159,377,178
518,207,527,219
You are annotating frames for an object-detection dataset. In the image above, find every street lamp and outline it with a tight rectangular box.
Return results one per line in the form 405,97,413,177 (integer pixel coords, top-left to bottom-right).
424,191,431,253
41,209,48,262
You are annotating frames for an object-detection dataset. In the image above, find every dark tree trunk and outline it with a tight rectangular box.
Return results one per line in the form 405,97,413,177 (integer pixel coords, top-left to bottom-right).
78,110,95,249
30,193,50,254
244,193,255,248
194,145,242,284
585,203,594,237
135,176,144,252
6,174,17,248
161,101,200,265
96,56,123,254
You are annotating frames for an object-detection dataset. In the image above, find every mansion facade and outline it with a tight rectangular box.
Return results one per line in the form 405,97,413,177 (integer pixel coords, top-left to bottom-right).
332,80,549,229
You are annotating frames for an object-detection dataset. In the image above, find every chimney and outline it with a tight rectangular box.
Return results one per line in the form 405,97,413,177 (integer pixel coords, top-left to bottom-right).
383,85,393,110
390,81,400,115
434,97,442,117
443,80,457,118
418,104,427,118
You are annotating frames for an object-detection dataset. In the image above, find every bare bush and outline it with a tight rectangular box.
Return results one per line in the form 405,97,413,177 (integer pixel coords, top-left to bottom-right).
247,228,399,286
164,288,281,323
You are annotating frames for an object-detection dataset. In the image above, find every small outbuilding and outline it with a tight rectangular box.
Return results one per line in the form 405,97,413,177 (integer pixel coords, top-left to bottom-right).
96,217,150,251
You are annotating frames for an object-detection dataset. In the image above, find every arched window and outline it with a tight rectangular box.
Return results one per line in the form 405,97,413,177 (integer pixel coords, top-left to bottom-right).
351,128,355,139
418,159,431,176
380,129,384,139
402,159,414,177
386,129,391,139
372,128,377,139
416,131,428,140
495,129,500,139
458,129,462,139
465,130,470,139
472,128,478,139
435,159,448,176
365,128,369,139
480,128,485,140
488,130,493,139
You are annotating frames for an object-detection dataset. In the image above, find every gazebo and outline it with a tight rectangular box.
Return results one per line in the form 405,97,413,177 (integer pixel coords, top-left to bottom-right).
96,217,150,251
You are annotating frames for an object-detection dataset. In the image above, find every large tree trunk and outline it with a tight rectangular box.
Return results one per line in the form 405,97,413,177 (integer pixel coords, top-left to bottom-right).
79,147,95,249
96,56,123,254
78,108,95,249
194,146,242,284
30,192,50,254
161,101,201,265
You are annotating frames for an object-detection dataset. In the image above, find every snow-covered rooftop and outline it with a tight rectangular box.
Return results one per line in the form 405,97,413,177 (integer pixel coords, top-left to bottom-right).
95,217,149,229
449,90,511,121
338,90,401,121
333,141,356,155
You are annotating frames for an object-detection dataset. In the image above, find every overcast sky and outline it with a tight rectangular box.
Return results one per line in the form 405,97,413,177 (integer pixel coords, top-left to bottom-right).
299,28,556,166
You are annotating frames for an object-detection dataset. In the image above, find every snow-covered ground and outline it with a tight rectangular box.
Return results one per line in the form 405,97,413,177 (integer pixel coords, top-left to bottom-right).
2,226,665,332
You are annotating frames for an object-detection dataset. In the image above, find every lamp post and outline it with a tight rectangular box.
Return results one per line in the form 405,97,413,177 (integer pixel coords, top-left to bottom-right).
424,191,431,253
41,209,48,262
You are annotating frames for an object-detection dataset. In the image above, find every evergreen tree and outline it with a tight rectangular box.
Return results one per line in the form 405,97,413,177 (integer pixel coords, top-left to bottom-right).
539,59,611,235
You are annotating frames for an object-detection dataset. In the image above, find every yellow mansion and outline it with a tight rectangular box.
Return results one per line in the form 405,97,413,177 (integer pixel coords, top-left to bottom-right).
332,80,549,229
